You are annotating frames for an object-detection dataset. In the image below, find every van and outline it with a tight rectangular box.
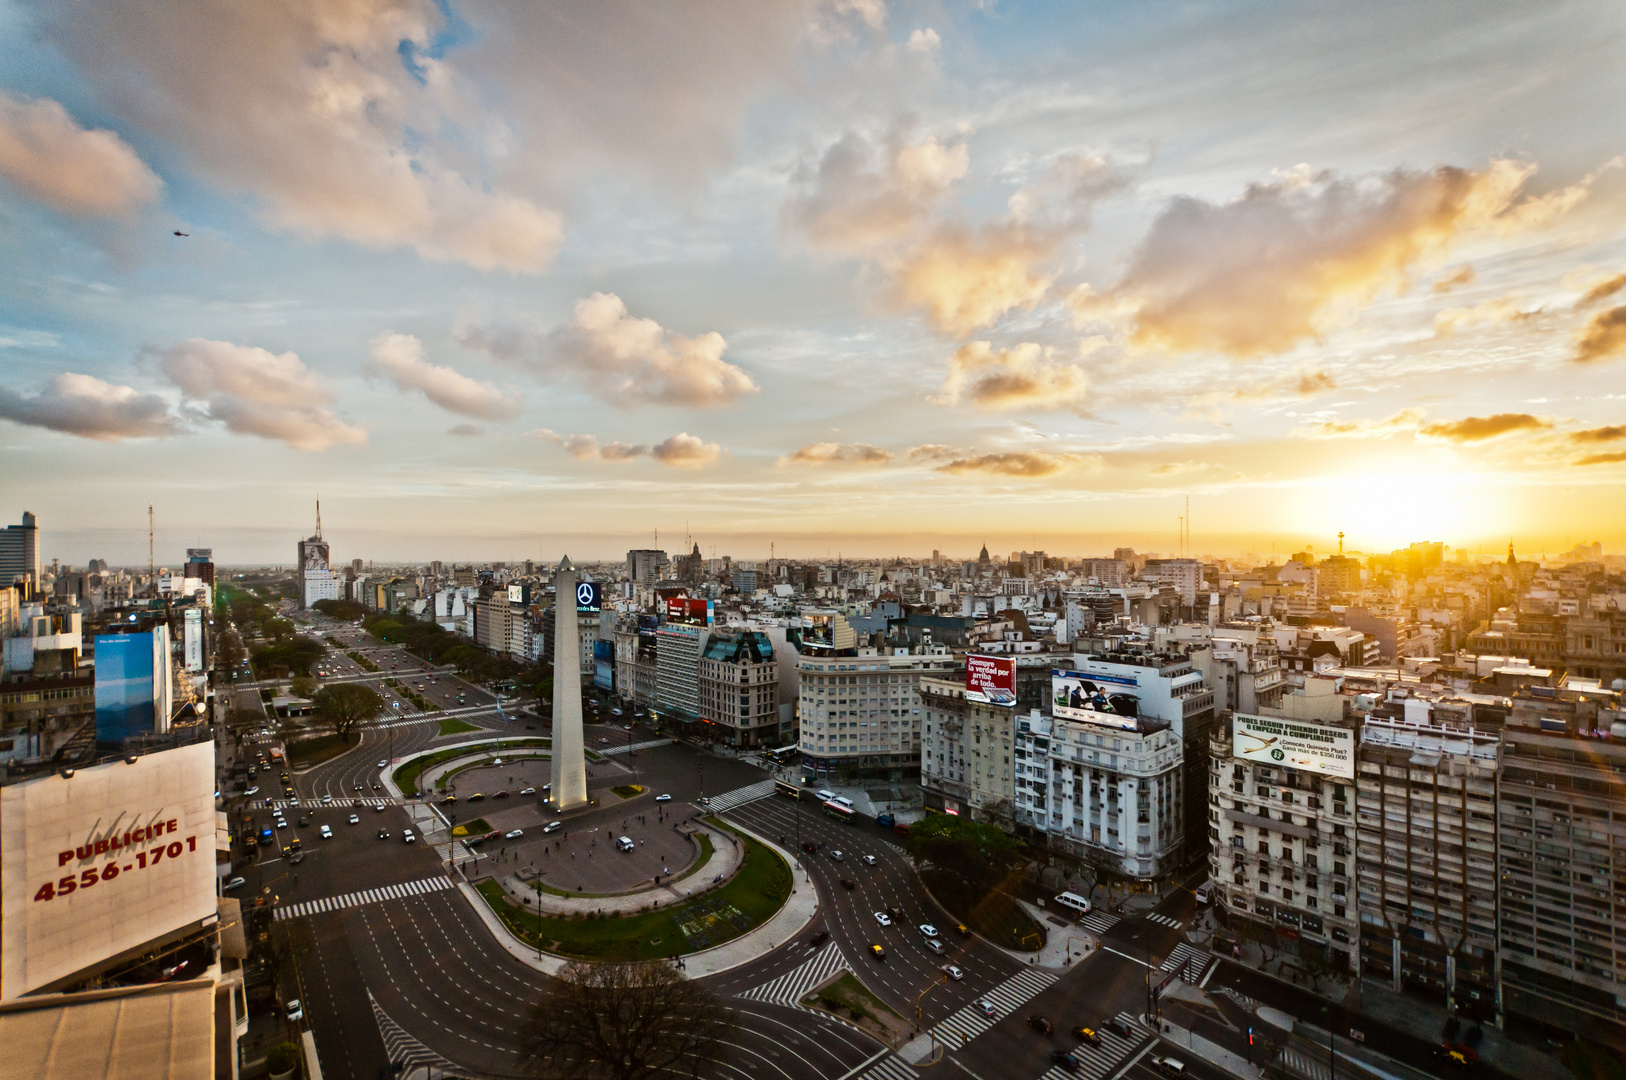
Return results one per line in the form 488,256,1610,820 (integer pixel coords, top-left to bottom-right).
815,789,836,802
1194,882,1212,905
1053,891,1092,916
615,836,635,852
833,796,855,809
1155,1058,1186,1076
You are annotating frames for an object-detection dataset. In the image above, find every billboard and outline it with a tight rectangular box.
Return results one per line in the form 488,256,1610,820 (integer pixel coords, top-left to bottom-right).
965,654,1016,705
663,596,711,625
183,609,203,673
1232,714,1355,780
575,581,601,613
507,583,527,605
94,629,170,742
1,740,218,1000
593,639,614,691
1052,668,1139,730
185,548,212,560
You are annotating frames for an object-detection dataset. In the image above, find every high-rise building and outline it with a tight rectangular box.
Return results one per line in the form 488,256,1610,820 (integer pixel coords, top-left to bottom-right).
799,646,956,781
297,503,337,609
183,547,214,587
0,512,41,596
1141,558,1203,606
627,548,669,586
655,621,705,722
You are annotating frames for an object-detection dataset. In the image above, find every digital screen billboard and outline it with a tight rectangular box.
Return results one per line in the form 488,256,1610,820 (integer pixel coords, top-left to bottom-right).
663,596,711,624
1052,668,1140,730
593,639,614,691
1,741,218,1000
965,654,1016,705
576,581,602,613
95,631,162,742
507,583,527,605
183,609,203,673
1233,714,1354,780
185,548,211,560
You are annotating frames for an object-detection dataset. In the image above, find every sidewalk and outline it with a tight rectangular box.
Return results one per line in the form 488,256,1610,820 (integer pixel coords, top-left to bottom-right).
1014,900,1099,970
495,819,745,916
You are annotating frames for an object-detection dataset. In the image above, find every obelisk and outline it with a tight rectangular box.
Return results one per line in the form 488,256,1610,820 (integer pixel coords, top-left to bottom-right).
549,557,589,810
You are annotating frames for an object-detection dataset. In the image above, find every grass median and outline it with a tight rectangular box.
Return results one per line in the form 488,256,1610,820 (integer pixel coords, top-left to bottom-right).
475,823,789,961
438,717,478,736
393,737,551,796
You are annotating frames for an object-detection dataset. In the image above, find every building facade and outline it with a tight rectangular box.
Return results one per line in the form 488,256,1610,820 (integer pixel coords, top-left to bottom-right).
697,629,779,747
919,677,1018,820
797,646,955,781
0,513,41,596
655,622,704,722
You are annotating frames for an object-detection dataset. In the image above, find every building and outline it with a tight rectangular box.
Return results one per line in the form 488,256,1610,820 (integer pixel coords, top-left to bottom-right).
183,548,215,587
0,513,41,597
1195,637,1286,715
474,593,532,662
1141,558,1203,607
92,626,173,744
627,549,669,586
697,629,779,748
730,565,758,594
0,611,92,764
920,677,1017,820
296,504,338,610
655,621,705,723
613,614,659,707
799,646,956,781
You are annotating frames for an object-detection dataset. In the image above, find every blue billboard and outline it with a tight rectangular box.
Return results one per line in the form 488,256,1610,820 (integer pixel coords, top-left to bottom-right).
593,639,614,691
95,632,158,742
575,581,602,613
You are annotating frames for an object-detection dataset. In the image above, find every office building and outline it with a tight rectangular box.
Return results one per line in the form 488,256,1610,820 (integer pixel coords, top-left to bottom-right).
627,548,669,586
183,548,215,587
0,513,41,596
799,646,956,781
698,629,779,747
1141,558,1203,606
655,621,705,722
296,504,338,609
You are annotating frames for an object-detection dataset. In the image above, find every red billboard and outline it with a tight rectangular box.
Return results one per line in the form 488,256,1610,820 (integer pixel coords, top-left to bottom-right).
662,596,713,625
965,654,1016,705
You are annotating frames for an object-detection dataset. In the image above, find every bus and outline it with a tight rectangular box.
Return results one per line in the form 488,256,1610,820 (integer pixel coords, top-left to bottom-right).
766,744,799,766
774,779,801,799
823,800,855,823
269,747,284,763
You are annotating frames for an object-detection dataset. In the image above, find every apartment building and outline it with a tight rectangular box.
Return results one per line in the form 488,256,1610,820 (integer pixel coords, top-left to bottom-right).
919,677,1018,819
697,628,779,748
655,622,705,722
798,645,956,781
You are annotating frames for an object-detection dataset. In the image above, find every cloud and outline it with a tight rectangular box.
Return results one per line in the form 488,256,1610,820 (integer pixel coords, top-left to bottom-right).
1574,451,1626,466
1570,425,1626,444
1417,413,1550,441
935,341,1088,412
367,332,521,420
892,226,1056,336
1296,408,1425,439
1575,306,1626,363
0,91,162,218
1430,265,1475,294
463,293,757,408
1576,273,1626,308
0,372,178,440
1433,297,1539,336
1115,159,1594,357
447,423,485,437
153,338,365,451
784,132,967,256
779,441,892,466
532,428,722,468
935,451,1078,478
907,28,940,53
906,443,956,462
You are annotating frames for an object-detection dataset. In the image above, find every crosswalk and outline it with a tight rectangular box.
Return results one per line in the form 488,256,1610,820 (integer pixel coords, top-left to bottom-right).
925,967,1058,1049
1160,942,1215,980
1078,911,1121,935
738,943,848,1008
247,798,400,811
858,1055,920,1080
705,779,777,812
1145,912,1183,928
598,738,674,756
1035,1011,1155,1080
1275,1039,1333,1080
368,989,461,1075
274,876,454,921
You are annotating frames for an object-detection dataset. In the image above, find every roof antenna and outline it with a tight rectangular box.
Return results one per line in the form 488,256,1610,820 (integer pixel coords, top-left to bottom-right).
148,503,155,588
315,498,323,540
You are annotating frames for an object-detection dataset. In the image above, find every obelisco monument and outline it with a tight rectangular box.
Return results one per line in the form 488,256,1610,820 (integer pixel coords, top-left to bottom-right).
549,556,589,810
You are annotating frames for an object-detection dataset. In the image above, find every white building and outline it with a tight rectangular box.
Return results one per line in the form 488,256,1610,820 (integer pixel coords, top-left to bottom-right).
1140,558,1203,607
797,645,956,780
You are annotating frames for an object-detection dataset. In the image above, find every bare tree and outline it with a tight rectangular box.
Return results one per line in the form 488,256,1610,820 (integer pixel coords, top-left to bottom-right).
313,683,384,741
523,961,739,1080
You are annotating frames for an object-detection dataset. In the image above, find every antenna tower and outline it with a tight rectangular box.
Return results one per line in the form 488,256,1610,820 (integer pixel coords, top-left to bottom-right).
148,504,154,586
315,498,323,539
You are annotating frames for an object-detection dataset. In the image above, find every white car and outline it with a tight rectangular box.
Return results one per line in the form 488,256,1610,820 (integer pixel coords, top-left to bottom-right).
919,923,939,939
861,854,877,866
873,911,892,927
244,786,260,796
942,964,964,980
319,825,333,838
321,795,333,805
519,787,537,795
655,794,672,802
348,814,360,824
504,829,524,839
376,760,388,768
542,821,563,834
403,830,416,843
286,999,304,1023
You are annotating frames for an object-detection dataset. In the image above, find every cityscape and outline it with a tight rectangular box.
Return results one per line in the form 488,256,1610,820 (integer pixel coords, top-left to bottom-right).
1,5,1624,1080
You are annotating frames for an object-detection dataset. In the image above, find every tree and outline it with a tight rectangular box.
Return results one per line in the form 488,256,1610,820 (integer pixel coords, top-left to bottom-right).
905,812,1025,894
313,683,384,740
523,961,738,1080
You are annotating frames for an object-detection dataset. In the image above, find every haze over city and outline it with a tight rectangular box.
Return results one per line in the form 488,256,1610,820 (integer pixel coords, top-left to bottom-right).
2,2,1624,564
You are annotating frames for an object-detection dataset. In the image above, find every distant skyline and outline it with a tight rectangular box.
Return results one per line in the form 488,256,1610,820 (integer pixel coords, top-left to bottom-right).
2,2,1624,553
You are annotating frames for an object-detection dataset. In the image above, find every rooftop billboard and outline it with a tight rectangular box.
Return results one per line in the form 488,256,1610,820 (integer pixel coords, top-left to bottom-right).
663,596,711,625
575,581,602,613
1,740,218,1000
1052,668,1140,731
965,654,1016,705
592,639,614,691
94,628,170,742
1232,714,1354,780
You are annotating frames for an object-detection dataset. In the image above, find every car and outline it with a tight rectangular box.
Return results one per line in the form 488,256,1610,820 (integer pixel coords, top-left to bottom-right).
542,821,563,834
258,827,274,843
815,789,836,801
441,794,457,804
598,737,609,744
1105,1018,1133,1038
802,842,818,853
942,964,964,980
244,786,260,796
353,782,364,791
953,923,971,937
494,790,510,799
924,938,945,954
287,795,300,804
1153,1057,1186,1076
919,923,939,938
348,813,360,824
1028,1016,1054,1036
655,794,672,802
378,829,389,840
1438,1048,1472,1070
830,850,844,861
289,851,305,865
977,1000,997,1019
403,830,416,843
285,999,304,1023
504,829,524,839
1072,1027,1102,1046
885,905,903,919
466,793,485,803
223,876,246,891
861,854,877,866
321,794,333,805
376,760,388,768
319,825,333,838
297,816,311,827
375,802,387,812
810,930,830,948
869,944,886,960
1443,1044,1479,1065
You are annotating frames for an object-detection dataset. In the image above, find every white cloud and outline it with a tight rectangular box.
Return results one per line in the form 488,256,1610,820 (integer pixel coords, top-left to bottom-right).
651,432,723,468
935,341,1089,413
907,28,940,53
153,338,365,451
0,91,162,217
0,372,178,440
368,332,521,420
533,428,723,468
779,441,892,466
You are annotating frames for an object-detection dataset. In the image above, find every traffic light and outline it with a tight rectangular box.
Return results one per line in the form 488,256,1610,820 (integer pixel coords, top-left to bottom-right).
1249,1026,1255,1046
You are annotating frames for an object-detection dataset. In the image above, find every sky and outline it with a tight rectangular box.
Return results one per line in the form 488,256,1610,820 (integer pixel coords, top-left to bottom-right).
2,0,1625,567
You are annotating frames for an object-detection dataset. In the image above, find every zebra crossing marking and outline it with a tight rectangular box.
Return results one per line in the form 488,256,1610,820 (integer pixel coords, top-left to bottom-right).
368,989,460,1075
248,797,403,811
1035,1012,1155,1080
1145,912,1183,928
1078,911,1121,934
857,1055,919,1080
706,779,777,812
924,967,1058,1049
274,875,454,920
599,738,674,756
739,944,848,1008
1160,942,1215,980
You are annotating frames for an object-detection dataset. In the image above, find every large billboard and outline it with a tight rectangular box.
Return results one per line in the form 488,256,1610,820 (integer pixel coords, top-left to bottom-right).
663,596,711,625
1052,668,1140,730
965,655,1016,705
1,740,218,1000
593,639,614,691
183,609,203,673
506,583,527,605
1232,714,1355,780
185,548,212,560
575,581,602,613
94,629,170,742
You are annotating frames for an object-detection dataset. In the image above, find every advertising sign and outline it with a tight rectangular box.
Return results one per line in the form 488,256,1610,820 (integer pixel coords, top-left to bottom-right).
1,741,217,1000
1232,714,1354,780
1052,668,1140,730
965,654,1017,705
575,581,602,613
95,631,161,742
506,583,527,605
593,639,614,691
183,609,203,673
663,596,710,624
185,548,212,560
